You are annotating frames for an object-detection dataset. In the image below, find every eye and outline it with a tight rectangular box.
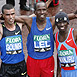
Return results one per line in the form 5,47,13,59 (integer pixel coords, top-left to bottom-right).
5,13,15,16
11,13,15,15
43,9,46,11
5,14,10,16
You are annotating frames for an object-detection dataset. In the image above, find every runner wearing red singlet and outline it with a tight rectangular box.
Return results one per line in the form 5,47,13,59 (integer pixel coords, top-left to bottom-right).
55,12,77,77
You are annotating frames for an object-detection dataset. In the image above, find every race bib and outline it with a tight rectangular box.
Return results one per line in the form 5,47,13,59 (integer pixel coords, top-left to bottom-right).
34,34,51,52
58,49,75,67
5,36,22,54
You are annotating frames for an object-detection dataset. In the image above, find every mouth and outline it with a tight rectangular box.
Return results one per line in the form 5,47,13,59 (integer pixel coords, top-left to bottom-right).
40,14,45,18
9,18,14,22
59,26,65,31
60,26,65,29
8,18,14,24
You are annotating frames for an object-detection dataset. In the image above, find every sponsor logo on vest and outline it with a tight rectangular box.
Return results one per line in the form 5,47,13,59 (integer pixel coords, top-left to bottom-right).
5,36,22,53
34,34,50,41
15,31,20,35
51,70,54,72
6,50,22,54
59,56,75,63
21,72,27,75
61,62,75,67
58,50,75,64
46,27,51,30
6,36,21,44
67,39,72,42
58,50,73,57
34,34,51,52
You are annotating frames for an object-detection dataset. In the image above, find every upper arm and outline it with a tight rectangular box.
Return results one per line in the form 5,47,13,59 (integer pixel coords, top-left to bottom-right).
0,24,3,40
67,13,76,20
15,15,30,23
73,28,77,44
50,16,56,32
15,14,35,23
15,15,33,32
57,55,61,77
46,0,53,8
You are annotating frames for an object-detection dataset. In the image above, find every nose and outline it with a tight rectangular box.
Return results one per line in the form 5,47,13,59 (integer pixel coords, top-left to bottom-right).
61,23,64,26
40,10,44,14
10,14,13,18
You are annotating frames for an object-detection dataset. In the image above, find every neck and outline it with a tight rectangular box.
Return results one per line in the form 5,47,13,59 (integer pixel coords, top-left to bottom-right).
36,18,46,25
36,19,46,31
4,22,15,31
59,28,69,35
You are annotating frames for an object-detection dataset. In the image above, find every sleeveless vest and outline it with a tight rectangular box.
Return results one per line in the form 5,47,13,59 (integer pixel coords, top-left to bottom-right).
26,17,54,59
0,23,25,64
55,28,77,70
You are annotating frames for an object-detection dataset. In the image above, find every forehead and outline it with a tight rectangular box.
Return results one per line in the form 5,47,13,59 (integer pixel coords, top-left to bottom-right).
3,8,15,14
36,2,46,9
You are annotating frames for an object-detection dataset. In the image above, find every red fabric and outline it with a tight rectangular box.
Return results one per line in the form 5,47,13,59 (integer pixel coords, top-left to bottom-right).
53,0,59,6
27,56,54,77
36,0,41,2
44,0,46,2
55,32,59,50
65,28,77,55
55,28,77,70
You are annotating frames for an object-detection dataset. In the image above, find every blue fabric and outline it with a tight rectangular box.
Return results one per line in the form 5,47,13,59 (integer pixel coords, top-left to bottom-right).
61,68,77,77
57,28,77,69
0,35,25,64
26,17,54,59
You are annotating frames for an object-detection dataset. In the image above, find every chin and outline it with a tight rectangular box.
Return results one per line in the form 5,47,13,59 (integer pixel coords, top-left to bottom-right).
61,29,65,32
9,23,14,25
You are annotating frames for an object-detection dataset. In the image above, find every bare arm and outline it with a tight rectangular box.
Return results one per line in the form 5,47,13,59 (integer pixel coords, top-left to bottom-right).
0,13,35,33
73,28,77,44
63,10,77,20
15,14,36,33
50,10,77,33
15,16,31,33
57,55,61,77
15,15,31,23
46,0,53,8
50,16,56,32
0,23,2,67
67,12,77,20
15,14,36,23
0,24,3,40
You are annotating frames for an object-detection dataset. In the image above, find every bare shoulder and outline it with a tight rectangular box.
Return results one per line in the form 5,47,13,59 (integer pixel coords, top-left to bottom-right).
0,23,3,40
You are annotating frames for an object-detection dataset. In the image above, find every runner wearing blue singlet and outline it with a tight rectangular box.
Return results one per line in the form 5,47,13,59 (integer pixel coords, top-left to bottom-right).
0,4,27,77
14,2,77,77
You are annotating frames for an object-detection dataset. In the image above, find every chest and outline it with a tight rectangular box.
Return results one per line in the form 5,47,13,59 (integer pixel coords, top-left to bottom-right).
2,25,21,38
58,34,68,42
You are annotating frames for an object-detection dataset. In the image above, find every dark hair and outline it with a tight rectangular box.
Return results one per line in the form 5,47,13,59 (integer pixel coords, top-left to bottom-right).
2,4,14,14
34,1,47,11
